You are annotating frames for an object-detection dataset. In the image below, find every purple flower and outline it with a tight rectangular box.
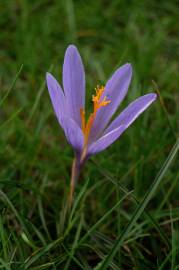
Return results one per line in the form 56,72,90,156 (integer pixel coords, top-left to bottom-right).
46,45,157,204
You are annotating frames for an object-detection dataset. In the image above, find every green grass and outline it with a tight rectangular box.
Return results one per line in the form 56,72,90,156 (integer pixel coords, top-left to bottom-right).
0,0,179,269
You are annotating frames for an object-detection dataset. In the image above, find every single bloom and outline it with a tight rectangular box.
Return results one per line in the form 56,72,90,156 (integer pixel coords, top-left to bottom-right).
46,44,157,203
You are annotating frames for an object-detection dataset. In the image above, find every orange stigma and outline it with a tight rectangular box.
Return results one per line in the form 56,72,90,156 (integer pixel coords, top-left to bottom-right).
80,85,111,147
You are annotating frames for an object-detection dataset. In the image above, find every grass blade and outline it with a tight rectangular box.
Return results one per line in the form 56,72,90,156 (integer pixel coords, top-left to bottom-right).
0,64,23,107
24,237,63,269
0,189,29,237
95,138,179,270
92,159,170,247
78,190,133,245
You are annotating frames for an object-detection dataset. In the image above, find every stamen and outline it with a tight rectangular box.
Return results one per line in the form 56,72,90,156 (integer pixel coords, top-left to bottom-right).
80,108,86,134
80,85,111,147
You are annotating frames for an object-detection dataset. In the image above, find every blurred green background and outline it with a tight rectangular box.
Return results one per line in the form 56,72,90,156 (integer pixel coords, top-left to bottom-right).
0,0,179,269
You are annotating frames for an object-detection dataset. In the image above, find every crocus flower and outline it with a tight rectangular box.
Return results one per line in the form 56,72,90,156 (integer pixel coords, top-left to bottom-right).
46,45,157,203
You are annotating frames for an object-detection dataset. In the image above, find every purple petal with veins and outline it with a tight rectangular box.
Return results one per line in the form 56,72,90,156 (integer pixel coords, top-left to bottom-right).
104,93,157,135
60,117,84,153
46,72,66,128
63,45,85,127
89,63,132,141
88,125,126,155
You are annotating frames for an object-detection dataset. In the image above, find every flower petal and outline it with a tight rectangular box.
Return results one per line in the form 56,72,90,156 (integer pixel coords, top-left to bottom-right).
63,45,85,127
88,125,126,155
90,63,132,141
104,93,157,134
46,72,66,127
61,117,84,153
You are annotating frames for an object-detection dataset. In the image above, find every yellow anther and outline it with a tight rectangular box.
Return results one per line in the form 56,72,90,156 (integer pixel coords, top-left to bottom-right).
80,85,111,147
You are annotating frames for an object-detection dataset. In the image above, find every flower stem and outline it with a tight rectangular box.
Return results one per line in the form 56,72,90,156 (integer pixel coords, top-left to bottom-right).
68,157,80,208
